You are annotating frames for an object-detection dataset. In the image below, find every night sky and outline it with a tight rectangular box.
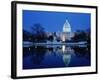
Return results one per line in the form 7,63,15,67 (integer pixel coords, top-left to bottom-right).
23,10,91,32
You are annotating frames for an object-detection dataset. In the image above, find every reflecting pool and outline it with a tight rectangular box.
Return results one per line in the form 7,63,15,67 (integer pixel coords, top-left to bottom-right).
23,44,91,69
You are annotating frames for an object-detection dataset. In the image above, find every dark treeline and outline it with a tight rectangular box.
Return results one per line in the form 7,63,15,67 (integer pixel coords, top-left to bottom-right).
23,24,47,42
23,23,90,44
23,23,57,42
71,29,90,44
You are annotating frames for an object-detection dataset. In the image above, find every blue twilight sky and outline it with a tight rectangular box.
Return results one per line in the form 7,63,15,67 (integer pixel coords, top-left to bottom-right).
23,10,91,32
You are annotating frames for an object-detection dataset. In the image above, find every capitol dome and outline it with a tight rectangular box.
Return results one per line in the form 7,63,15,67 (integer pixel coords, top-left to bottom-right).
63,19,71,32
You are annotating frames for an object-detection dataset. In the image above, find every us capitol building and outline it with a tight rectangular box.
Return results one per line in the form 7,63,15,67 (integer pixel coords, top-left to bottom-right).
58,19,74,42
46,19,74,42
62,19,72,41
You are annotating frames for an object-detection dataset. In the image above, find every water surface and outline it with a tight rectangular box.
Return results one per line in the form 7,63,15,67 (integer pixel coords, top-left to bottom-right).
23,45,90,69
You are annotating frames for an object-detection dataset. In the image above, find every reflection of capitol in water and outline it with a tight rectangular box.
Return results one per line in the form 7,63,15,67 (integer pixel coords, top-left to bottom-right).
46,45,75,67
62,45,74,66
23,44,90,69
